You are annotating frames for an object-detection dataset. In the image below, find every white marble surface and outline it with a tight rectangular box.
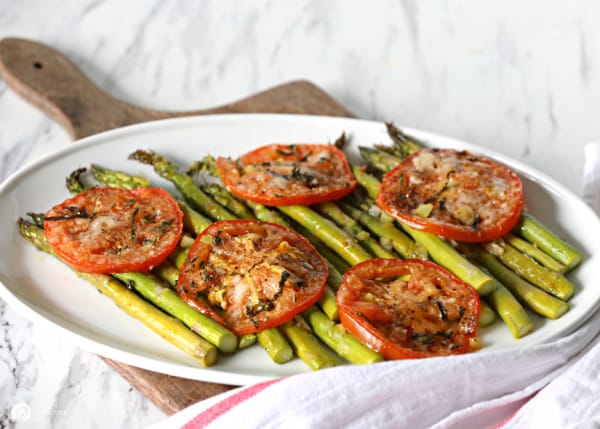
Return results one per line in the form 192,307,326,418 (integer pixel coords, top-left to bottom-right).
1,0,599,427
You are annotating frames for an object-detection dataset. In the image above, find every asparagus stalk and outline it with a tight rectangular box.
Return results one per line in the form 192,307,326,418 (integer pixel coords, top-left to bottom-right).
513,213,583,270
113,272,238,353
358,146,404,173
478,301,496,327
340,202,426,260
199,182,255,219
169,246,189,269
318,286,340,322
152,259,180,286
238,334,257,349
278,205,373,266
289,220,351,276
504,233,566,273
65,167,88,194
474,251,569,319
178,202,212,236
246,200,289,225
18,219,218,366
90,164,151,189
314,201,397,259
403,225,496,296
352,165,383,199
384,122,423,157
280,318,337,370
129,150,236,221
257,329,294,364
485,281,534,339
303,307,384,365
484,241,575,301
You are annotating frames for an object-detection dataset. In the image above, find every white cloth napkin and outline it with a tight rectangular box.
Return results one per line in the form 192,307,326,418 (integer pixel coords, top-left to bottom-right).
151,143,600,429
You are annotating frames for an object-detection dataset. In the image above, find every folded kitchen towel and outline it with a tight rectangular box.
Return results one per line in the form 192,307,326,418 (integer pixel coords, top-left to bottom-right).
151,143,600,429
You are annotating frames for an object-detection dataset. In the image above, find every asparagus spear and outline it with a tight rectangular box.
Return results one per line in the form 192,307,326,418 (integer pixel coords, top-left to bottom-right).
113,272,238,353
485,281,534,339
402,224,495,296
352,165,383,200
513,213,583,271
286,218,351,276
358,146,404,173
18,219,218,366
384,122,423,157
314,201,397,259
504,233,566,273
199,182,255,219
484,241,575,301
340,202,426,260
318,286,340,322
129,149,236,221
177,201,213,236
475,251,570,319
303,307,384,365
152,259,181,287
257,329,294,364
280,317,337,370
278,205,373,266
238,334,257,349
65,167,88,194
478,301,496,327
90,164,151,189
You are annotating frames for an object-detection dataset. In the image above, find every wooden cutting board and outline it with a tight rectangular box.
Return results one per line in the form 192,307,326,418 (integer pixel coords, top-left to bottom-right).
0,37,354,414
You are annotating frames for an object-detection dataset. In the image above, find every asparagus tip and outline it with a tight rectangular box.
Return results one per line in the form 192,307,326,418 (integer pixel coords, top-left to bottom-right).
128,149,156,165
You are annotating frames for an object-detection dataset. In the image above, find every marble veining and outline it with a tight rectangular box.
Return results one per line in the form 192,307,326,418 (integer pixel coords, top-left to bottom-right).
1,1,600,427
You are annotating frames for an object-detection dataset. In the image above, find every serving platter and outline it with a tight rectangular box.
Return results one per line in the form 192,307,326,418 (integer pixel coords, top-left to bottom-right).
0,113,598,386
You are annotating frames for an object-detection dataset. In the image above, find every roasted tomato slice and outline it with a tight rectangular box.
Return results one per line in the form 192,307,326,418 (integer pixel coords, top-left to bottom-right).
337,258,480,359
376,148,524,243
44,187,183,273
177,220,328,335
217,143,357,206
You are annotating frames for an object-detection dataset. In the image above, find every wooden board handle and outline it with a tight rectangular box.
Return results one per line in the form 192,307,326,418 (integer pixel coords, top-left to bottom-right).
0,37,352,139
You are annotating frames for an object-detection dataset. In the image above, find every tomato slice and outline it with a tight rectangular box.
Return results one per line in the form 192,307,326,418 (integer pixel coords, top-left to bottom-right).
337,258,480,359
217,143,357,206
44,187,183,273
376,148,524,243
177,219,328,335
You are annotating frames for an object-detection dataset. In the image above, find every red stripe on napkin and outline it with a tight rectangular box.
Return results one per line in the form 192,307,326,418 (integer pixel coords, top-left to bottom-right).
182,378,284,428
489,392,537,428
